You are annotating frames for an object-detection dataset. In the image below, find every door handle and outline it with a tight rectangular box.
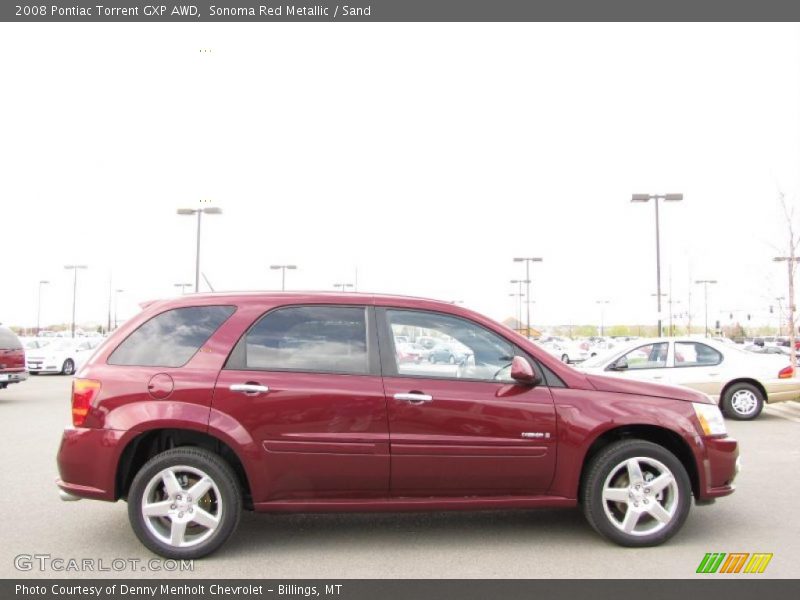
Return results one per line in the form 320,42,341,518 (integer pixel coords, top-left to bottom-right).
394,392,433,404
229,383,270,395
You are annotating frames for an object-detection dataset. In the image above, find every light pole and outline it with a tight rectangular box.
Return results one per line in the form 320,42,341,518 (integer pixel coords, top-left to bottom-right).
695,279,717,337
595,300,610,336
774,256,800,368
513,257,543,337
632,193,683,336
177,206,222,292
36,280,49,336
64,265,87,338
333,283,354,292
510,279,527,332
114,289,124,329
270,265,297,291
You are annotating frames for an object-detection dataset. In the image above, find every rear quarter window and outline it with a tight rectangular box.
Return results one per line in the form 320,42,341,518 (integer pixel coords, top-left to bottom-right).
107,305,235,367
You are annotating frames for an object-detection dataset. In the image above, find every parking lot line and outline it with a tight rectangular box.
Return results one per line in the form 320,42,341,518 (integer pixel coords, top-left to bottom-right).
764,401,800,423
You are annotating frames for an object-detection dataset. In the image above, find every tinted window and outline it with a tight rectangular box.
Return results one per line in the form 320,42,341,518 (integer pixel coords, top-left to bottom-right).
0,327,22,350
240,306,368,374
675,342,723,367
108,306,234,367
386,310,516,382
620,342,668,370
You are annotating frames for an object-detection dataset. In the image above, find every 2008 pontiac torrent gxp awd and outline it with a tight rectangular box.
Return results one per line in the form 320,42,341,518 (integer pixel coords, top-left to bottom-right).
56,293,739,558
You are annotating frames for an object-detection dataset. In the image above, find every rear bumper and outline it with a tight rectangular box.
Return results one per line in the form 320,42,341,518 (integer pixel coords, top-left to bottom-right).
698,435,739,500
0,370,28,384
764,379,800,404
56,426,126,502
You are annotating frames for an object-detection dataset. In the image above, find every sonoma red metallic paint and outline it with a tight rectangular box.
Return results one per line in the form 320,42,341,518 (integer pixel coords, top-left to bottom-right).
56,292,739,556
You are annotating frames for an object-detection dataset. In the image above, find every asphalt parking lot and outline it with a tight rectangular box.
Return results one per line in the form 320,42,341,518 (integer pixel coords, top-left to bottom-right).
1,375,798,579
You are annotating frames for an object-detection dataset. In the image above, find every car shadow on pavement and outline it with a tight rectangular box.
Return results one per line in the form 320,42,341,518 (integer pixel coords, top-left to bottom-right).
222,508,594,556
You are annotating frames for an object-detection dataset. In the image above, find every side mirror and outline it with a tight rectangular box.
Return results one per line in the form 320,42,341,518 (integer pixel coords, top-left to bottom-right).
611,356,629,371
511,356,539,384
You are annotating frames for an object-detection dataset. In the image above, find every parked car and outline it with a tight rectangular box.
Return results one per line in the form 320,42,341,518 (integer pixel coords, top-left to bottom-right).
27,337,101,375
539,339,591,364
428,343,470,364
578,337,800,420
56,293,739,558
395,342,424,363
0,326,27,389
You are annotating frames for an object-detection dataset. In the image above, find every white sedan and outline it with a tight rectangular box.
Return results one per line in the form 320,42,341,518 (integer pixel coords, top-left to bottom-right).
577,337,800,420
26,338,100,375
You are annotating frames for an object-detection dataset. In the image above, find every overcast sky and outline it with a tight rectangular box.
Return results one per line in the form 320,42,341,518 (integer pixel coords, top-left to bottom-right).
2,23,800,331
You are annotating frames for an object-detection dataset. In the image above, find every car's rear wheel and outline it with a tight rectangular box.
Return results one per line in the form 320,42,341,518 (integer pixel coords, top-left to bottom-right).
581,439,691,547
561,354,570,363
61,359,75,376
721,383,764,420
128,447,241,559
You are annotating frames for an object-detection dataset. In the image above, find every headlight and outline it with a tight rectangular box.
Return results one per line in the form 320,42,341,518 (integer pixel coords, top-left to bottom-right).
693,403,727,436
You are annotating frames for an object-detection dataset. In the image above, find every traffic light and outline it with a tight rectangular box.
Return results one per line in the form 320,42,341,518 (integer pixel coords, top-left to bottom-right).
770,305,774,314
747,314,751,321
715,320,720,330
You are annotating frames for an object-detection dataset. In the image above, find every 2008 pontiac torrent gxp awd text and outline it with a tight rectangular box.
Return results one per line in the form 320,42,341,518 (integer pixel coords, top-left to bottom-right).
56,293,739,558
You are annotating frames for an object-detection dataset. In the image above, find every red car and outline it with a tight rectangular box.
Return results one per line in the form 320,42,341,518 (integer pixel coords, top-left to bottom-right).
0,325,27,389
56,293,739,558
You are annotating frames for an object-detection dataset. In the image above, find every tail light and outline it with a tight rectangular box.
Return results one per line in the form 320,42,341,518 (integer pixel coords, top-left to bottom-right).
71,379,101,426
778,365,794,379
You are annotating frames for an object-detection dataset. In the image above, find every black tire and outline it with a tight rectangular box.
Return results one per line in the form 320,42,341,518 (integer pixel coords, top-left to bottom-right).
128,447,242,559
561,354,570,363
30,372,39,376
61,359,75,376
581,439,692,547
429,355,437,364
721,382,764,420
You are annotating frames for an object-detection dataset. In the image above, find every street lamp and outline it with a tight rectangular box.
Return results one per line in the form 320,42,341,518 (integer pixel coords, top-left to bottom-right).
64,265,88,338
177,205,222,292
513,257,543,336
632,193,683,336
595,300,610,336
114,289,124,329
510,279,527,332
174,283,192,295
773,256,800,367
36,280,49,336
270,264,297,291
333,283,354,292
695,279,718,337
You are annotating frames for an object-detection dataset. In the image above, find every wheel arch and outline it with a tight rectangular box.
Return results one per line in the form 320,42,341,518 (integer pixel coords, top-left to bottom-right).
577,424,700,501
719,378,767,405
115,428,253,508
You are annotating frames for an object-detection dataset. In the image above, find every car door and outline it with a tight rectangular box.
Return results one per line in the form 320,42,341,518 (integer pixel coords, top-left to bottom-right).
605,341,671,384
377,307,557,497
668,341,725,397
212,304,390,501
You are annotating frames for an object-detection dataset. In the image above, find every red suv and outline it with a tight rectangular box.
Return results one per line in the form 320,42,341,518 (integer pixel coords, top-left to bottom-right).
56,293,739,558
0,325,27,389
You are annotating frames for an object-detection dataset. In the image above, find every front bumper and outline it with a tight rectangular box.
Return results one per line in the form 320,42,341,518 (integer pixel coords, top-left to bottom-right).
56,426,127,502
698,435,739,500
0,370,28,384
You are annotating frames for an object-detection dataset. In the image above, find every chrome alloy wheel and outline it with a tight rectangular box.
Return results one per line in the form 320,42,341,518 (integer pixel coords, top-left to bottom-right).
601,456,679,536
730,389,758,417
141,465,222,548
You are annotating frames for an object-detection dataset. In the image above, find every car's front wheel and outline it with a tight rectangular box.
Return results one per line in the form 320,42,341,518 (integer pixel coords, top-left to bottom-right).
61,359,75,375
128,447,242,559
581,439,691,547
721,382,764,420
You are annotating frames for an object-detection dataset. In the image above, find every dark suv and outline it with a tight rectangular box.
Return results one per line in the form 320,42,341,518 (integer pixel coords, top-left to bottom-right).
0,325,27,389
56,293,739,558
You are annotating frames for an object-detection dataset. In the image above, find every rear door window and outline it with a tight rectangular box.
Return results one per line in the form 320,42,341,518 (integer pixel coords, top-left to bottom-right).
229,306,370,375
108,306,235,367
